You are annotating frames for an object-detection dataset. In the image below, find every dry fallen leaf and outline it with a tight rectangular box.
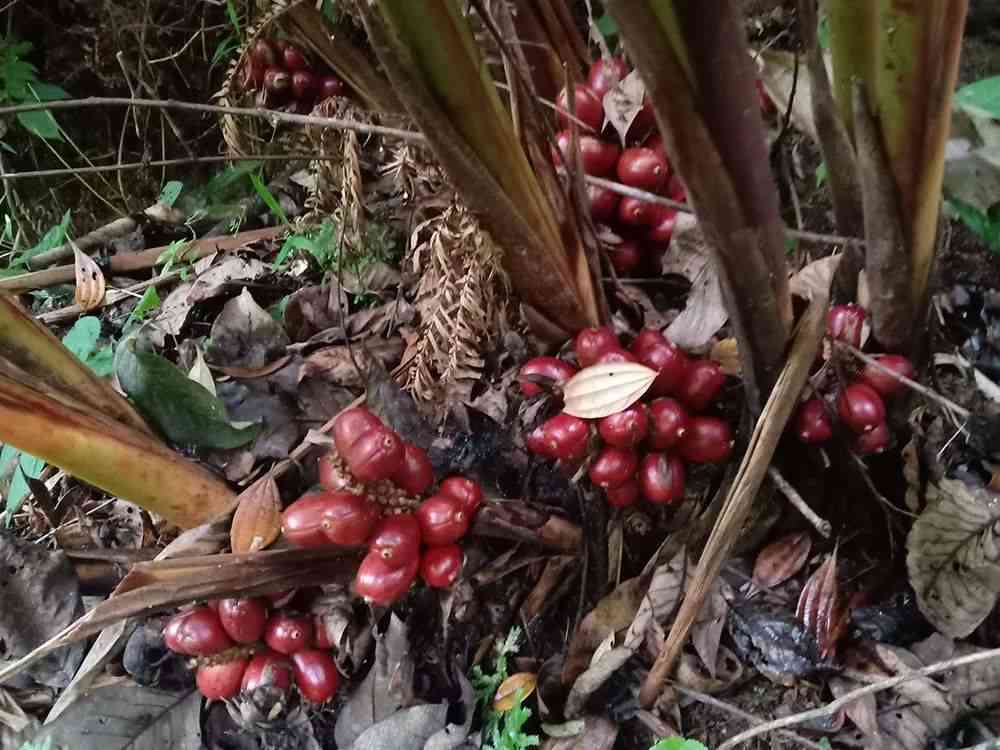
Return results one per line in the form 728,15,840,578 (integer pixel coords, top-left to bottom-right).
73,247,106,312
562,362,657,419
230,475,282,553
602,70,645,146
796,550,841,658
494,672,537,711
662,214,729,350
753,531,812,590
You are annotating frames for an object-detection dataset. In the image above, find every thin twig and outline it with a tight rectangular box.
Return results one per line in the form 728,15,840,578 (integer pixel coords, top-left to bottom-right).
767,466,831,537
671,684,828,750
717,645,1000,749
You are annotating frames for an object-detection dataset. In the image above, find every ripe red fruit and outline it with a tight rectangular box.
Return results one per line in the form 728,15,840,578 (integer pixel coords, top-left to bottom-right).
416,495,470,546
667,174,687,203
827,304,866,348
163,607,233,656
439,476,484,515
322,491,379,545
333,407,382,457
250,39,278,68
526,413,590,462
420,544,463,588
679,416,734,463
555,85,604,131
588,447,639,489
617,196,656,227
291,70,317,100
354,551,419,604
795,399,833,444
587,56,630,98
369,513,421,569
518,356,578,397
264,614,315,655
648,398,690,449
607,240,643,276
588,185,620,222
553,131,621,176
630,96,656,136
391,443,435,495
263,67,291,95
242,58,266,91
855,421,890,455
677,360,726,412
344,425,404,481
197,659,248,700
838,383,886,434
638,452,686,504
319,75,346,100
617,147,669,191
645,132,667,159
574,326,620,367
631,329,689,396
282,45,309,71
596,348,638,365
605,479,640,508
598,404,649,448
860,355,914,397
217,598,268,644
292,649,340,703
242,650,293,693
282,493,335,548
646,205,677,245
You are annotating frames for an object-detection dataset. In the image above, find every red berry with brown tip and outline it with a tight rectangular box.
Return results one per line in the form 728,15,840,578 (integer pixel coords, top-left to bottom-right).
439,476,484,515
607,240,643,276
606,479,640,508
860,355,914,398
587,56,630,98
617,147,669,191
526,413,590,462
420,544,463,588
354,550,419,604
589,447,639,489
838,383,886,433
416,495,469,546
319,75,346,100
292,649,340,703
599,404,649,448
646,205,677,245
333,407,382,457
827,304,866,348
638,452,686,504
855,421,890,455
596,348,638,365
242,650,293,693
553,131,620,176
197,659,248,700
263,67,291,95
648,398,690,449
518,356,578,397
677,360,726,412
391,443,434,495
678,416,734,464
217,598,268,644
282,45,309,71
344,425,404,481
574,326,620,367
163,606,232,656
588,185,620,222
617,196,656,227
631,329,690,396
555,85,604,131
291,70,317,100
265,614,314,655
795,399,833,444
368,513,421,569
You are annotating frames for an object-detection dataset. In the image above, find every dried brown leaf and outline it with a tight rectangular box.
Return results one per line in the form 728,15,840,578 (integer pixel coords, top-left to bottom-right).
830,676,880,743
789,255,841,301
662,215,729,350
602,70,644,146
230,475,281,553
541,715,617,750
675,645,743,694
494,672,538,711
796,550,840,658
562,362,657,419
753,531,812,589
691,577,728,678
73,248,105,312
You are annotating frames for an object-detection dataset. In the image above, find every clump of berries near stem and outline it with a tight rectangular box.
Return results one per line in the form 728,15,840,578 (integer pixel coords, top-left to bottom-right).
792,304,914,455
282,407,484,604
242,38,349,113
521,325,734,508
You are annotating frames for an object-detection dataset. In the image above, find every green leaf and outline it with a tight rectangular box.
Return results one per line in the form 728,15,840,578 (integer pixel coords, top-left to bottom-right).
322,0,340,23
211,35,241,66
815,161,828,189
16,110,62,141
126,287,162,328
249,172,289,225
61,316,114,376
1,443,45,520
158,180,183,207
649,738,708,750
595,12,619,43
955,76,1000,119
115,341,260,449
18,210,70,263
945,196,1000,252
28,81,69,101
225,0,241,35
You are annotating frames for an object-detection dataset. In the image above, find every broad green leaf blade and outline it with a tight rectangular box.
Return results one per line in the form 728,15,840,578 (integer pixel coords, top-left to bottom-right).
955,76,1000,119
61,316,115,376
158,180,184,207
1,444,45,519
115,343,260,449
16,111,62,141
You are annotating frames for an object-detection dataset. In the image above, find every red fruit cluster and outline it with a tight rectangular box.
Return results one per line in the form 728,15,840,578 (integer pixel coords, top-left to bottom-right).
521,326,734,508
281,408,481,604
163,600,339,703
242,38,348,113
793,304,914,455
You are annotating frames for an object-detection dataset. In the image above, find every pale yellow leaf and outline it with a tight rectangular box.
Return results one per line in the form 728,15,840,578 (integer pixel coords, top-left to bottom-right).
562,362,657,419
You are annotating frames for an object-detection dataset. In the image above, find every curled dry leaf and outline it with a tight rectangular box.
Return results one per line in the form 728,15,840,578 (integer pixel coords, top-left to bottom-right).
662,214,729,350
73,247,106,312
562,362,657,419
753,531,812,589
907,478,1000,637
602,70,645,146
494,672,537,711
789,255,841,301
230,475,282,553
796,550,841,659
